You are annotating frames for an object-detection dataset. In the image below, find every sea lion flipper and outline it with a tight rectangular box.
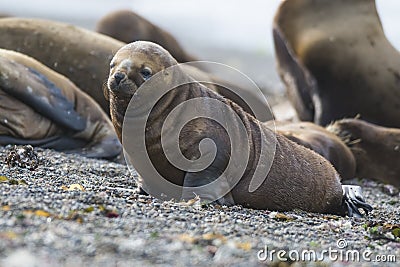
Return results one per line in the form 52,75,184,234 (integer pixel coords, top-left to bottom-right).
182,171,235,206
65,136,122,160
135,186,149,196
273,27,316,121
342,185,373,217
0,58,86,132
0,135,86,150
25,68,86,132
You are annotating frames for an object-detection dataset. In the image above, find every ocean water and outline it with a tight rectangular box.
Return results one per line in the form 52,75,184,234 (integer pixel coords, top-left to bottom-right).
0,0,399,92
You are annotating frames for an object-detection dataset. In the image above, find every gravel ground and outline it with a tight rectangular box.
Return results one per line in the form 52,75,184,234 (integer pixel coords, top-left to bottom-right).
0,145,399,267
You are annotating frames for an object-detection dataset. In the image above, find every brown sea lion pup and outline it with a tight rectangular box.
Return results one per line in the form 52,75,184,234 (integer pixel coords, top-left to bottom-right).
0,17,125,115
106,41,372,217
96,9,196,63
273,0,400,127
264,121,356,180
328,119,400,187
0,49,121,160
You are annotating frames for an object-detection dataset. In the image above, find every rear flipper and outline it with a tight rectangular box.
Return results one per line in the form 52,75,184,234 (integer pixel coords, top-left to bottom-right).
342,185,373,217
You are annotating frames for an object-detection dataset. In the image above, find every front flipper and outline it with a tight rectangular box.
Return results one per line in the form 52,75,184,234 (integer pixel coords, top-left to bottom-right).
182,171,235,206
273,26,316,121
0,57,86,132
342,185,373,217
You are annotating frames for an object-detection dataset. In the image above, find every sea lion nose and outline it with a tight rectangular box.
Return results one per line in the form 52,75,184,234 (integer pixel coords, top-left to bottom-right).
114,72,126,85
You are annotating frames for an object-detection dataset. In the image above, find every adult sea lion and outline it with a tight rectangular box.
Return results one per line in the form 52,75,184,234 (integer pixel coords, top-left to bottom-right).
0,49,121,159
264,121,356,180
273,0,400,127
0,18,125,114
106,41,372,216
328,119,400,187
96,9,197,63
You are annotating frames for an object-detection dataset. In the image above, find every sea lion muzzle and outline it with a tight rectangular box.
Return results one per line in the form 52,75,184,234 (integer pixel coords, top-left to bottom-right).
113,72,126,86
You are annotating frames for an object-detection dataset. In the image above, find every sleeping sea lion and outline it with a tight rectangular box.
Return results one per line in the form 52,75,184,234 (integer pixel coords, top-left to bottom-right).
264,121,356,180
96,9,196,63
0,49,121,159
273,0,400,127
328,119,400,187
106,41,372,216
0,17,125,115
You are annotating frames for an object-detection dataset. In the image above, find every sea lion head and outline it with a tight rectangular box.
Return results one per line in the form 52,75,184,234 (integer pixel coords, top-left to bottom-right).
107,41,178,98
107,41,179,141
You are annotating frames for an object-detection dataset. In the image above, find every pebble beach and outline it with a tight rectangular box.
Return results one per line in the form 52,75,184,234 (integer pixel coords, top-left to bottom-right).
0,146,398,266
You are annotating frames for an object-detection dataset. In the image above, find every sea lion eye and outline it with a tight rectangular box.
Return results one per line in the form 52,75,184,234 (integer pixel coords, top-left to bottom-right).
140,67,152,80
110,62,116,69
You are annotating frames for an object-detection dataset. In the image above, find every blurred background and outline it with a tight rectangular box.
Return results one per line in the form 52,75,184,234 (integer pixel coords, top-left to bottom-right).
0,0,399,96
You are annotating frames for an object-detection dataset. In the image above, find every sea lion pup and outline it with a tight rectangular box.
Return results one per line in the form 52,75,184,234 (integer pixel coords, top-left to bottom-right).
0,17,125,115
273,0,400,127
328,119,400,187
0,50,121,160
107,41,372,216
264,121,356,180
96,9,196,63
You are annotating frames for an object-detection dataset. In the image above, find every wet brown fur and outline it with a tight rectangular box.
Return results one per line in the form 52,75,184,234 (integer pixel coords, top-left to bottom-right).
264,121,356,180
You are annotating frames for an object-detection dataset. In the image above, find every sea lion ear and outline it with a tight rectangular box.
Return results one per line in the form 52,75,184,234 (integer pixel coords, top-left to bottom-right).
103,81,110,101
